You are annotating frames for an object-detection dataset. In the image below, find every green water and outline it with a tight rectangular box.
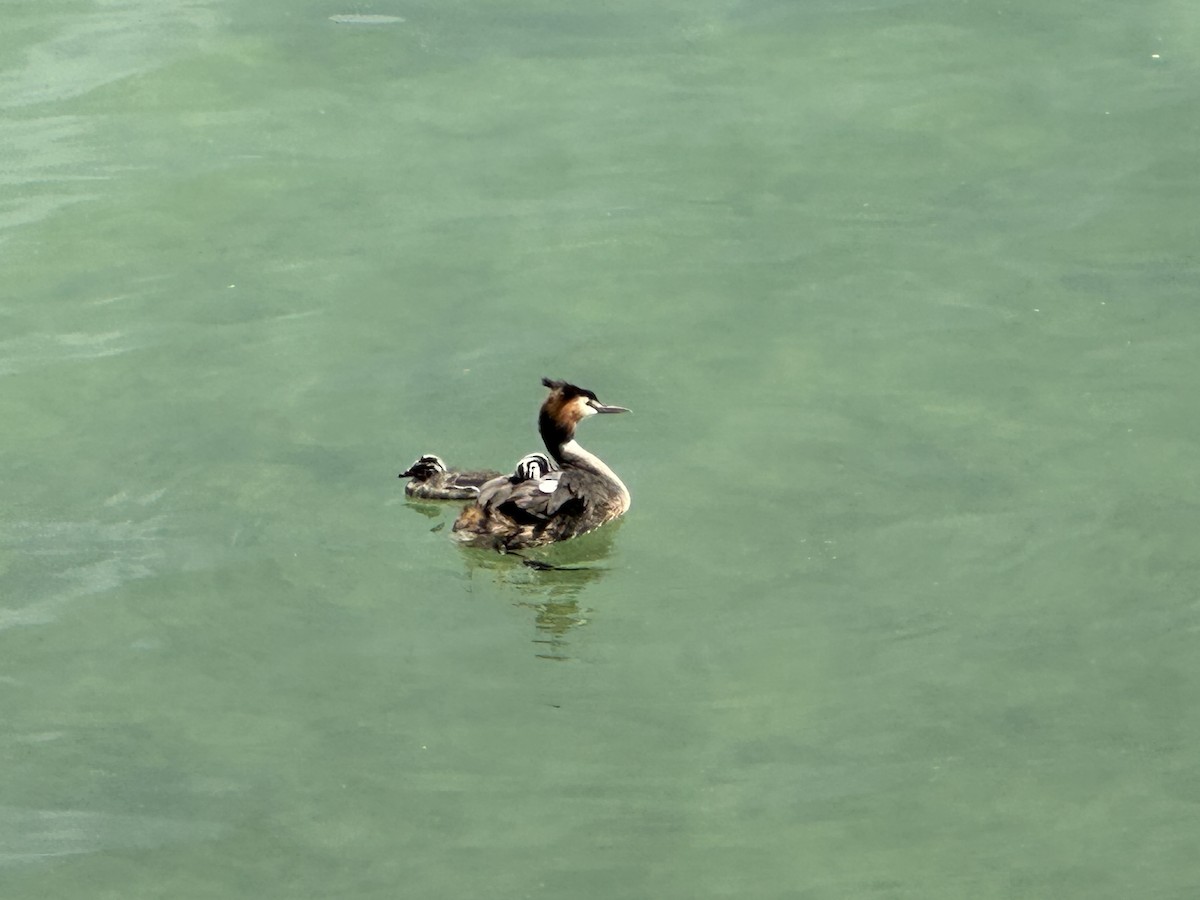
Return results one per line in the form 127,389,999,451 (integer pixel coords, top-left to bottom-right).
3,0,1198,896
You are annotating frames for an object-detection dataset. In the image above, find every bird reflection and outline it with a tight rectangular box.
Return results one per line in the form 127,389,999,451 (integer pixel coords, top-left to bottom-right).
405,500,445,520
457,522,621,661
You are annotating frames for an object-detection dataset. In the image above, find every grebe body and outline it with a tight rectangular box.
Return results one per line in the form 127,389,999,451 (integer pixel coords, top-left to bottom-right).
452,379,630,550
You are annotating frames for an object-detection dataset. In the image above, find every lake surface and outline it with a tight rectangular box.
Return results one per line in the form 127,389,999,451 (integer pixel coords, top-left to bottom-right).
3,1,1198,897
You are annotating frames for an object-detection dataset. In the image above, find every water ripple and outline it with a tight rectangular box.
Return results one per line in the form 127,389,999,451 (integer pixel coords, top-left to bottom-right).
0,509,168,632
0,806,223,866
0,331,139,376
0,1,223,109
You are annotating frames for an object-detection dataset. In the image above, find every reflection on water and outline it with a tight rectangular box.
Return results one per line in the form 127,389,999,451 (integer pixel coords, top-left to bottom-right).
404,500,448,522
450,519,622,661
523,595,588,661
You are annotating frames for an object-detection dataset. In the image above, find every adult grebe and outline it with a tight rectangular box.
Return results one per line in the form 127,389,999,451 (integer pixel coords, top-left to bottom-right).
398,454,501,500
452,378,630,550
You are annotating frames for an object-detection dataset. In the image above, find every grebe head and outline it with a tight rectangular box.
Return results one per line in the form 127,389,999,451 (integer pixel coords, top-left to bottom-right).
513,451,553,482
540,377,629,422
538,377,630,463
399,454,447,481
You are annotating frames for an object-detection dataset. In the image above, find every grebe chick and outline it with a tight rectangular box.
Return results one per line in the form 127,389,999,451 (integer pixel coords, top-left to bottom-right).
399,454,501,501
513,451,555,482
474,451,555,507
452,378,630,550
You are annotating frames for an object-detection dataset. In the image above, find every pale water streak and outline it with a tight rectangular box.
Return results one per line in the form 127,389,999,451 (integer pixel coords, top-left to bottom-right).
0,512,167,630
0,806,224,866
0,0,222,108
0,331,137,376
0,1,222,234
328,14,406,26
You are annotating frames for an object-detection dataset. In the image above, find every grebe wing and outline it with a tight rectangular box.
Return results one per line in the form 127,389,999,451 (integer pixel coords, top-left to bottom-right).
472,459,551,508
491,471,584,523
474,473,515,508
451,468,503,489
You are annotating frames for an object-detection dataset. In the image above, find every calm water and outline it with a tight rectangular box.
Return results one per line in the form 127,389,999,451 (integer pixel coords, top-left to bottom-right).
3,0,1198,896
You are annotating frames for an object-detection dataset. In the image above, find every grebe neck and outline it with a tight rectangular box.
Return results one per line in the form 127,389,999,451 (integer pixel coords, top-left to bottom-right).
557,439,631,510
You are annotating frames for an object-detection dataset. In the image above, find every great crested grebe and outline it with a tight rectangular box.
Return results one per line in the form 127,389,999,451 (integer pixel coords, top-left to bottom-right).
452,378,630,550
399,455,501,500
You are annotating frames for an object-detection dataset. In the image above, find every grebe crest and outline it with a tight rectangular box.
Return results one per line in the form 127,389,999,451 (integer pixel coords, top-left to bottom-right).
452,378,630,551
